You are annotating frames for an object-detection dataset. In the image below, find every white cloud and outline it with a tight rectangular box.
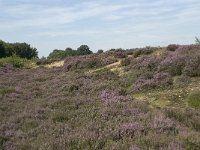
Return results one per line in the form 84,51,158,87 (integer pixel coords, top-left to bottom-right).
0,0,200,56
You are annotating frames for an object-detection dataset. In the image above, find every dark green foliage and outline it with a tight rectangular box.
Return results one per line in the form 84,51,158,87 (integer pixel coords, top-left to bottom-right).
97,49,104,54
0,40,38,59
65,47,77,56
48,49,66,59
0,40,5,58
48,45,93,59
77,45,93,55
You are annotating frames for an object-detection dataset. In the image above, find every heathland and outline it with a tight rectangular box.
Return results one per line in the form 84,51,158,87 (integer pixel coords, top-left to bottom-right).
0,43,200,149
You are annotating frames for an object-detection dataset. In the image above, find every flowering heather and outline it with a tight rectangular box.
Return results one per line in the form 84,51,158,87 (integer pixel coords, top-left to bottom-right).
120,122,144,136
151,113,178,133
100,90,131,106
133,72,172,91
0,44,200,149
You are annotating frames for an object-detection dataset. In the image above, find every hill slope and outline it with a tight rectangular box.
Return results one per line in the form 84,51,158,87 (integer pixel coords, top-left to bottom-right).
0,45,200,149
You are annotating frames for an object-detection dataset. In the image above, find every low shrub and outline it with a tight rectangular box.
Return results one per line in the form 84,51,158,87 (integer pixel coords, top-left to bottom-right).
36,58,57,65
183,55,200,77
0,56,30,68
158,51,185,76
166,44,179,51
187,91,200,109
133,47,154,58
133,50,142,58
114,50,127,58
121,58,131,66
133,72,172,91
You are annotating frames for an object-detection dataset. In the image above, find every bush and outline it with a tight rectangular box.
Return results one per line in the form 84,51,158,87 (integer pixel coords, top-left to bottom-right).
121,58,131,66
133,72,173,91
114,50,127,58
133,47,154,58
97,49,104,54
159,51,185,76
133,50,142,58
48,49,66,59
187,91,200,109
183,55,200,77
166,44,179,51
0,56,30,68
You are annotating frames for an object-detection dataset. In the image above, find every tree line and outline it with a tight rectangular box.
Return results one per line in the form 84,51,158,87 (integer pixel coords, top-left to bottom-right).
0,40,38,59
48,45,93,59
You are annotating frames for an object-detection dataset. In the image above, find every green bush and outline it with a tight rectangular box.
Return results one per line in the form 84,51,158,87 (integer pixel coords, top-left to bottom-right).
0,56,30,68
187,91,200,109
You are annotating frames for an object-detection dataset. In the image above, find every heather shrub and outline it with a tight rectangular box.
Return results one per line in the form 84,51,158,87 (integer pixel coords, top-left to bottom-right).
151,113,178,134
183,55,200,77
20,119,38,132
100,89,131,106
133,72,172,91
120,58,131,66
0,136,9,150
173,75,190,87
133,49,142,58
0,87,16,97
64,55,117,70
133,47,154,58
119,122,144,137
185,134,200,150
126,51,133,55
166,44,179,51
114,50,127,58
159,52,185,76
187,91,200,109
52,113,69,123
132,54,162,74
69,84,79,92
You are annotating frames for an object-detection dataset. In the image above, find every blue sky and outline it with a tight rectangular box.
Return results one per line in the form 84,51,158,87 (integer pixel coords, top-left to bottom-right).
0,0,200,57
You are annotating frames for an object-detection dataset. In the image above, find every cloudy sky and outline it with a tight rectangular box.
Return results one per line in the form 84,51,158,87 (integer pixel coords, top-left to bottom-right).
0,0,200,57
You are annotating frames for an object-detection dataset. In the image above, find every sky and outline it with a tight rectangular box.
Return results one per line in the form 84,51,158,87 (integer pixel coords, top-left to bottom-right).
0,0,200,57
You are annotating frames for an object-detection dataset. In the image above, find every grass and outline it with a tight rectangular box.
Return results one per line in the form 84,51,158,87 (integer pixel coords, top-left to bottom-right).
0,56,33,68
187,91,200,109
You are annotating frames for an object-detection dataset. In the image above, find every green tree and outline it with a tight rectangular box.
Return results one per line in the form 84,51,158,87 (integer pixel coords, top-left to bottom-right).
65,47,76,56
97,49,104,54
77,45,93,55
48,49,66,59
0,40,5,58
0,40,38,59
13,43,38,59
